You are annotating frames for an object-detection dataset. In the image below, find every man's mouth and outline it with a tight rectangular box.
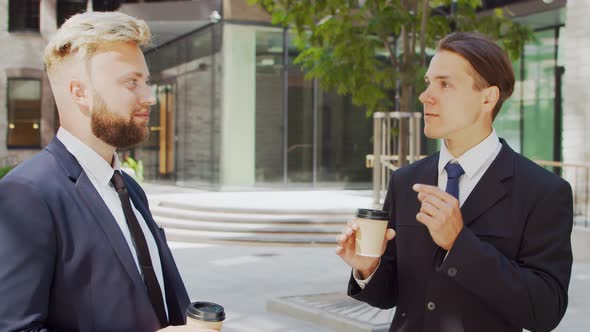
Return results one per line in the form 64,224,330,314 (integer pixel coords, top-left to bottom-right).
133,111,150,120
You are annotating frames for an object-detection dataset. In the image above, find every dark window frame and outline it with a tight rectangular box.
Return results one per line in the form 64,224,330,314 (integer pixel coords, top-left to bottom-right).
6,78,43,149
57,1,88,28
8,0,41,33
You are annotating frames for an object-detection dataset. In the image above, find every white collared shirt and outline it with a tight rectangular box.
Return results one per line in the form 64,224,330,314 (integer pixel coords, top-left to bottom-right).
355,129,502,288
57,128,168,316
437,128,502,207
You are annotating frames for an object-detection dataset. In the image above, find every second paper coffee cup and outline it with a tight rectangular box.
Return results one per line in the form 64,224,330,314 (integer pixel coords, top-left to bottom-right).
355,208,389,257
186,301,225,331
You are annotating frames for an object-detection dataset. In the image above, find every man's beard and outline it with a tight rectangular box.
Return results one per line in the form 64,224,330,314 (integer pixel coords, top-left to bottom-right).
90,94,149,149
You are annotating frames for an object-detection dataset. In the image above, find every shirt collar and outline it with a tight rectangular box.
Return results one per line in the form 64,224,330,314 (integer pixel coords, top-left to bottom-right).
438,128,500,179
57,127,121,186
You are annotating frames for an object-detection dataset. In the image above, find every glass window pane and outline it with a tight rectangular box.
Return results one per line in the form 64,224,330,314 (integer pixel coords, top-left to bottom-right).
522,29,557,161
9,0,40,32
7,79,42,148
286,67,314,183
57,1,87,28
317,91,371,186
255,29,285,183
140,25,220,187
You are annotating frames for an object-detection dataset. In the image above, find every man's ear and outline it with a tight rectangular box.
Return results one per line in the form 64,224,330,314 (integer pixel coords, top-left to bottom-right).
69,79,91,109
482,85,500,114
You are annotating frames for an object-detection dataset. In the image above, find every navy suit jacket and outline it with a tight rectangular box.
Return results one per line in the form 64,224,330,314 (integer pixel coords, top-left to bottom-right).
0,138,190,332
349,140,573,332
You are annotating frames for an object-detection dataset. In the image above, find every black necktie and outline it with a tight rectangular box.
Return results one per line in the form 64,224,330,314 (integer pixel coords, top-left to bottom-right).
110,171,168,328
444,162,465,200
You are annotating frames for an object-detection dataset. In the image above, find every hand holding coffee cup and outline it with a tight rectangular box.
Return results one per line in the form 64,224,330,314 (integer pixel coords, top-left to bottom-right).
336,209,395,279
186,302,225,331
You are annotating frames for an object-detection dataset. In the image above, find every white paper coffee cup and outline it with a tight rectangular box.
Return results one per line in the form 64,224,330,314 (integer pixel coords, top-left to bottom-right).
355,209,389,257
186,301,225,331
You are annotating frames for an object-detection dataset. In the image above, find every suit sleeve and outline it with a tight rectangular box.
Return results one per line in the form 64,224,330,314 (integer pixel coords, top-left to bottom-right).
347,171,399,309
441,180,573,331
0,179,57,332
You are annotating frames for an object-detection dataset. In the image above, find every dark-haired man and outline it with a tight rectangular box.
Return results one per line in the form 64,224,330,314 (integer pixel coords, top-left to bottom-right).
336,32,573,332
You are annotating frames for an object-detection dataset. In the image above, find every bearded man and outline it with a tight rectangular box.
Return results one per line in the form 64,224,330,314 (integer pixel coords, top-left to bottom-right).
0,12,215,332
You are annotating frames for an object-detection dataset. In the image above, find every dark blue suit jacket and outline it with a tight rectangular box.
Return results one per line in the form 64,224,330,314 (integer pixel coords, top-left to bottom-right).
0,138,190,332
349,139,573,332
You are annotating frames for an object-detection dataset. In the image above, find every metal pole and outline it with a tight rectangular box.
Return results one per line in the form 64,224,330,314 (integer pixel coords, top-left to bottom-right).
312,79,318,186
283,27,289,185
373,113,382,209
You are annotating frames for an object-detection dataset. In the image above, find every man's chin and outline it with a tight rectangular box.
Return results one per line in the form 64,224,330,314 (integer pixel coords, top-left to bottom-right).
423,128,443,140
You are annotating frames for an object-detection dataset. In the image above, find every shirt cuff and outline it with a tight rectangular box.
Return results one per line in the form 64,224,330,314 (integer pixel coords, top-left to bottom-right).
353,259,381,289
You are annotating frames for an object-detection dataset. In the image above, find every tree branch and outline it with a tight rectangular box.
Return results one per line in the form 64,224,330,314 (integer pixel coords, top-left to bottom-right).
419,0,428,65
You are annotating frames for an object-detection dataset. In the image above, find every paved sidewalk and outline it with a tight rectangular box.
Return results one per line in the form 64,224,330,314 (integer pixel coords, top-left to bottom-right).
145,183,590,330
170,242,590,332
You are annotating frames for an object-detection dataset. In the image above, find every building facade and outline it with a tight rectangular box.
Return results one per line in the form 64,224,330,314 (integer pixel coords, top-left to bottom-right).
0,0,581,190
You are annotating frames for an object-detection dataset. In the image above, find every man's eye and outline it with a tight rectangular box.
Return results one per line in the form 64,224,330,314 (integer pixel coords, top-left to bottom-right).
126,79,141,89
441,81,450,88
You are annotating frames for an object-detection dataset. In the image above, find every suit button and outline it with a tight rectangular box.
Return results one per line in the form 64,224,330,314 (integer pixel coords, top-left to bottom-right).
401,312,407,318
426,301,436,311
448,267,458,277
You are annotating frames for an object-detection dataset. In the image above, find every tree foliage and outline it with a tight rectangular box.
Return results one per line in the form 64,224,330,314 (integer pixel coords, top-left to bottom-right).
249,0,533,115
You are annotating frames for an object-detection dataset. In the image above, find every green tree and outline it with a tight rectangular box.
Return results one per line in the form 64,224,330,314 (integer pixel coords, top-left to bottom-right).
248,0,532,165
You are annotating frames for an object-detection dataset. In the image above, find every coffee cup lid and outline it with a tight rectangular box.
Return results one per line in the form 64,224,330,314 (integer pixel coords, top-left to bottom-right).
356,208,389,220
187,301,225,322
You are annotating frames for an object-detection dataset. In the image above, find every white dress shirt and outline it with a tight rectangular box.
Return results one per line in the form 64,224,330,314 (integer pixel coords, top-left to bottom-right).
57,128,168,316
355,129,502,288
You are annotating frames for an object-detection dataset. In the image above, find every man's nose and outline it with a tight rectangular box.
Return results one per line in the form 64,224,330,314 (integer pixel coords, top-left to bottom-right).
418,88,433,105
141,86,157,106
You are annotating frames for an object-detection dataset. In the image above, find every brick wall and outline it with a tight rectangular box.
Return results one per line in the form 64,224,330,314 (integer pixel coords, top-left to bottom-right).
0,0,56,165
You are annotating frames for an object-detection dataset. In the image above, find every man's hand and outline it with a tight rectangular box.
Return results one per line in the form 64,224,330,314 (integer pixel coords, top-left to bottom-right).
158,325,218,332
335,220,395,279
413,184,464,251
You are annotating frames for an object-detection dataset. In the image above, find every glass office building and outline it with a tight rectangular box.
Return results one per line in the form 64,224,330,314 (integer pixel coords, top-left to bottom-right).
0,0,570,189
138,23,372,189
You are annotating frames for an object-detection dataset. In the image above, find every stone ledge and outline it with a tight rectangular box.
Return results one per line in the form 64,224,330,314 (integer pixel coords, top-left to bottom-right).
267,292,394,332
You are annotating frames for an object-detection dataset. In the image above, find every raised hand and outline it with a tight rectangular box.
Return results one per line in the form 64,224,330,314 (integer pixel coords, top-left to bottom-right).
413,184,464,251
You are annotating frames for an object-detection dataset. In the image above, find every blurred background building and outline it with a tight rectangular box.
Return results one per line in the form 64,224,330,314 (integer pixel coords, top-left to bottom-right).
0,0,582,190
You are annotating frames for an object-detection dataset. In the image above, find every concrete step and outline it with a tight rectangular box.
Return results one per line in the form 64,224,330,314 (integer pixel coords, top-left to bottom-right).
162,228,337,244
151,205,351,224
156,216,343,234
267,292,394,332
155,199,357,215
150,192,358,244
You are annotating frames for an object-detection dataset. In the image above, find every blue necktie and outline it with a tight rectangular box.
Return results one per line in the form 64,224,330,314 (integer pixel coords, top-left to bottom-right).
445,162,465,200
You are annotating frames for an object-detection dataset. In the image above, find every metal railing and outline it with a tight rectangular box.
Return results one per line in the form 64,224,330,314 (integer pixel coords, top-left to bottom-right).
367,111,590,227
368,156,590,228
535,160,590,228
370,111,422,209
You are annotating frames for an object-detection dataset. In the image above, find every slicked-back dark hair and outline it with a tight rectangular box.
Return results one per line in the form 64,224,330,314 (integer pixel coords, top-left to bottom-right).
437,32,515,120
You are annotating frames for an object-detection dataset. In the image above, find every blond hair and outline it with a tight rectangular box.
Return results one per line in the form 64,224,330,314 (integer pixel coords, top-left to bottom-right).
44,11,151,76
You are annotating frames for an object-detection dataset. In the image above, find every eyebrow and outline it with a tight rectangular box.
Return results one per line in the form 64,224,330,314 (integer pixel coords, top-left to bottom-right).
424,75,451,81
121,71,150,81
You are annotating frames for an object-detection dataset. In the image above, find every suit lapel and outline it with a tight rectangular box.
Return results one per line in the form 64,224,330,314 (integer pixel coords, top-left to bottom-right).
460,139,514,226
416,152,439,187
46,137,145,290
75,171,146,289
